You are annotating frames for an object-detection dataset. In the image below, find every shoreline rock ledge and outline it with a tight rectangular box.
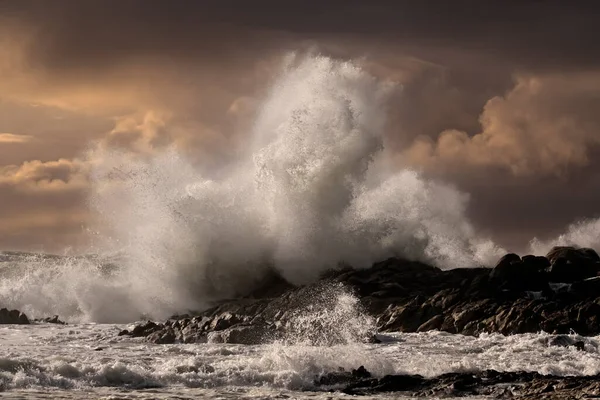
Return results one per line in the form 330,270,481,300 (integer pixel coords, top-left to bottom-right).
122,245,600,344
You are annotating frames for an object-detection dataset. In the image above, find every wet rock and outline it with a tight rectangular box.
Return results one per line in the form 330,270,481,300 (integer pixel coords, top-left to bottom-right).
316,366,373,387
34,315,66,325
331,367,600,398
522,254,551,270
130,321,163,338
146,327,176,344
115,249,600,341
0,308,29,324
417,314,443,332
548,335,586,350
207,324,274,345
209,312,242,331
547,246,600,282
490,253,521,277
490,253,549,292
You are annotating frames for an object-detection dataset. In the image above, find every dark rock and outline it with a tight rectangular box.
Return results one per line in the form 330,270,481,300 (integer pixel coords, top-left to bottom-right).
581,247,600,262
115,249,600,342
176,365,199,374
548,335,586,351
490,253,549,292
353,366,371,379
522,255,551,270
147,327,176,344
547,246,600,282
34,315,66,325
0,308,29,324
207,324,274,345
209,312,242,331
131,321,162,337
328,368,600,398
367,335,381,343
417,314,443,332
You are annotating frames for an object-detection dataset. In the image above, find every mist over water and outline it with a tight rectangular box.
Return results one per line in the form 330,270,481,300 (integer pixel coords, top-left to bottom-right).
1,54,507,322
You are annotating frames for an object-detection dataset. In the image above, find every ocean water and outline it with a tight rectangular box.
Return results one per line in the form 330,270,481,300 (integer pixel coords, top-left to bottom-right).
2,53,600,399
1,323,598,399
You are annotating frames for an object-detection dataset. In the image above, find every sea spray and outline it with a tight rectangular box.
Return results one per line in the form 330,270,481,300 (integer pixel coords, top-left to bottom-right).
0,53,503,322
530,218,600,254
280,283,376,346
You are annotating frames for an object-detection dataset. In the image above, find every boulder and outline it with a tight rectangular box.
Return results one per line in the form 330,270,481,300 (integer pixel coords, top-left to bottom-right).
207,324,275,345
0,308,29,324
548,335,585,351
417,314,443,332
489,253,521,282
34,315,66,325
208,312,242,331
490,253,548,292
146,327,176,344
130,321,162,337
546,246,600,282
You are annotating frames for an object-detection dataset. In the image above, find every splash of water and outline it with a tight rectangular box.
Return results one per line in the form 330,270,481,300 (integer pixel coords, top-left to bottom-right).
0,54,504,322
530,218,600,255
281,283,376,346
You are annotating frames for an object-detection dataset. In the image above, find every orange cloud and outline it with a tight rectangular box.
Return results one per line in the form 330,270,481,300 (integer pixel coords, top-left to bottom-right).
404,72,600,176
0,158,89,192
0,133,33,144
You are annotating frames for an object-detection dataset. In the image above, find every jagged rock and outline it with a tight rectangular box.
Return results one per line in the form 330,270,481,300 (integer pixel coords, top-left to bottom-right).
417,314,443,332
34,315,66,325
116,250,600,342
207,324,276,345
548,335,585,350
316,366,372,386
489,253,549,292
546,246,600,282
0,308,29,324
330,367,600,398
130,321,163,337
208,312,242,331
147,327,176,344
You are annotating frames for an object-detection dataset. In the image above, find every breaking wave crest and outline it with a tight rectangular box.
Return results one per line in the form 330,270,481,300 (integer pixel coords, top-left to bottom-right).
0,54,504,322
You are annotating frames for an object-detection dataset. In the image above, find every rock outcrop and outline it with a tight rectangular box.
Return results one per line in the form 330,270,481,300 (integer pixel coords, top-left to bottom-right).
33,315,66,325
121,245,600,344
0,308,29,324
316,366,600,399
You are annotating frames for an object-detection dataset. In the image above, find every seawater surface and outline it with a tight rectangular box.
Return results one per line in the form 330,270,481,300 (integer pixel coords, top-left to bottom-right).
1,323,598,399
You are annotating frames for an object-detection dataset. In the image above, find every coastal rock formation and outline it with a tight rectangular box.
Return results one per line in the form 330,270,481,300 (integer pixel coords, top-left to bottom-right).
33,315,67,325
0,308,29,324
316,366,600,399
121,245,600,344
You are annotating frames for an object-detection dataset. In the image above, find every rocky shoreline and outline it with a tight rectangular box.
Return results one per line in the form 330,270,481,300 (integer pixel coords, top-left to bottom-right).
121,245,600,345
3,245,600,398
315,366,600,399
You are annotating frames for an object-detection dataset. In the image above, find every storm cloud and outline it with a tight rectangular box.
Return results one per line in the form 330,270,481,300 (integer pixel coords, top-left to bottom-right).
0,1,599,253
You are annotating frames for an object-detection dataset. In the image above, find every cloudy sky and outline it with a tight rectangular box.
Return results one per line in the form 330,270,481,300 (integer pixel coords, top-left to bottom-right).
1,1,599,253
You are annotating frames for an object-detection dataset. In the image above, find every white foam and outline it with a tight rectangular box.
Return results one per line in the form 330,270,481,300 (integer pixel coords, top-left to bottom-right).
0,324,599,397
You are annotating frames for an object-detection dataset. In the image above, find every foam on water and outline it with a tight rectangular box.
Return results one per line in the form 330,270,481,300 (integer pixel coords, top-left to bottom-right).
1,324,599,398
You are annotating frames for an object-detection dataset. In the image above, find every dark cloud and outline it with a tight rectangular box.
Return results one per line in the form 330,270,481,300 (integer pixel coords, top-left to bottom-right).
0,1,599,252
4,1,599,72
